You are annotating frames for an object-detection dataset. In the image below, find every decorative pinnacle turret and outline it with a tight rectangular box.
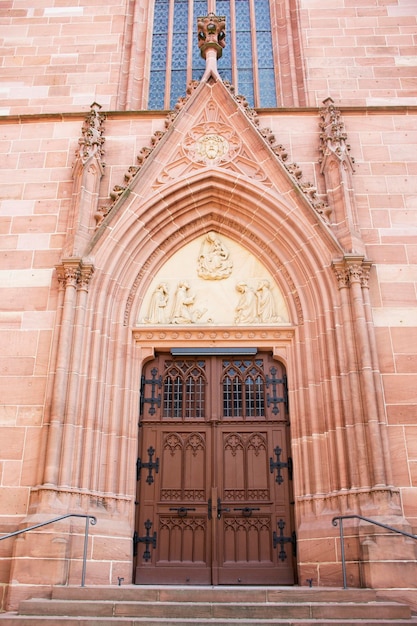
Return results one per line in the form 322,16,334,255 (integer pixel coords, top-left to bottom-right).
197,13,226,60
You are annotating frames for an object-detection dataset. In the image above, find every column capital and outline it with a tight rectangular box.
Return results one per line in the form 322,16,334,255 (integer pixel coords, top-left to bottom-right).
55,258,95,291
332,256,372,289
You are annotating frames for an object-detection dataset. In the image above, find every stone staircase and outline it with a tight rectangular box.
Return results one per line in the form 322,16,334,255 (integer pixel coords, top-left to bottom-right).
0,586,416,625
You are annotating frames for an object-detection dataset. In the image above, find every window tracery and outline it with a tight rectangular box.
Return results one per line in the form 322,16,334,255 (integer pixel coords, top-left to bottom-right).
149,0,277,109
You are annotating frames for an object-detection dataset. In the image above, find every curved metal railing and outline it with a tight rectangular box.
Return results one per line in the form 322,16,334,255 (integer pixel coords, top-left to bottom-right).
332,514,417,589
0,513,97,587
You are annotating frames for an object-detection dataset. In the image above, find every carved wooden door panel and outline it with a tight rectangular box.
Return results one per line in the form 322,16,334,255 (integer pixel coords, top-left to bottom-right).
134,354,295,585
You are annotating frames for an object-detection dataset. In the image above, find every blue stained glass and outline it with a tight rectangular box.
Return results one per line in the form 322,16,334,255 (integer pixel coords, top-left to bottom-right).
254,0,272,30
259,68,276,107
235,0,250,31
172,26,188,69
257,31,274,67
218,68,232,83
238,68,254,105
192,67,205,81
174,0,188,31
149,71,166,109
192,0,207,73
150,33,169,70
153,0,169,33
236,30,252,67
170,70,187,108
255,0,277,105
149,0,169,107
194,0,207,18
210,0,231,75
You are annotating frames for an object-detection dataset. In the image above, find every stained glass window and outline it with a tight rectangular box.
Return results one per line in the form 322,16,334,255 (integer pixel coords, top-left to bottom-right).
148,0,277,109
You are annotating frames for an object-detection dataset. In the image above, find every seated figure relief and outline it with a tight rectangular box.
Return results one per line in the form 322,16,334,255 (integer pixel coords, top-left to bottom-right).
170,281,208,324
197,231,233,280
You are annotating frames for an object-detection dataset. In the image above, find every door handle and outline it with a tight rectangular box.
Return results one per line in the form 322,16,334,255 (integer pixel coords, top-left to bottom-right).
217,497,230,519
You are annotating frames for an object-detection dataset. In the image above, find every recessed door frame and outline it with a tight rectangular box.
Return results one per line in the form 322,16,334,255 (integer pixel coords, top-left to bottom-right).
131,327,297,585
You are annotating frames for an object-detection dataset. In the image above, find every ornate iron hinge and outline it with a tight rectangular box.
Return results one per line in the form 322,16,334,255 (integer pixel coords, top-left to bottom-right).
133,519,157,561
140,367,162,416
270,446,293,484
273,518,297,562
137,446,159,484
266,368,288,414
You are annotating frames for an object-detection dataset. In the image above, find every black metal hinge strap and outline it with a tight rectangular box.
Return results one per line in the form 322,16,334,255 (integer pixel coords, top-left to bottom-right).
270,446,293,484
137,446,159,484
233,507,260,517
133,519,157,562
265,367,287,415
273,518,297,562
140,367,162,416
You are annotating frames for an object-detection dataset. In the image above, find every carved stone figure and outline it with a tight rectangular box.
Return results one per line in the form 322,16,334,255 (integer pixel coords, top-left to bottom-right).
144,283,169,324
197,232,233,280
170,282,207,324
256,280,281,323
197,134,229,162
235,282,258,324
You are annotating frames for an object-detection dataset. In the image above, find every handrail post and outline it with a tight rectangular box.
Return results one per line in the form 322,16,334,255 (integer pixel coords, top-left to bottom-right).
332,513,417,590
81,516,90,587
0,513,97,588
338,518,347,589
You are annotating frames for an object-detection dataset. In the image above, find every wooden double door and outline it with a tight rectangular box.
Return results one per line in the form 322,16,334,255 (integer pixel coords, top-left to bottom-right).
134,352,295,585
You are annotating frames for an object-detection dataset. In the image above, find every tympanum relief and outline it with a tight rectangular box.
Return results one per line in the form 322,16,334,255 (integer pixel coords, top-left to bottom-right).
138,232,290,326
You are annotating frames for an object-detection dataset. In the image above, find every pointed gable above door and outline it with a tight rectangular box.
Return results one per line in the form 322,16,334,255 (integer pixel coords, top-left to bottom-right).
92,71,335,244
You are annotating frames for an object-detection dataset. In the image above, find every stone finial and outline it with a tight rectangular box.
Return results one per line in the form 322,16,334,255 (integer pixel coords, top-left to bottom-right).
197,13,226,60
319,97,354,171
76,102,106,165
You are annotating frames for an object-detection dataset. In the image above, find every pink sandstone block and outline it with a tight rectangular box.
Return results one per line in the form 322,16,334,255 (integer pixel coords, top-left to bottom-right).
0,486,29,514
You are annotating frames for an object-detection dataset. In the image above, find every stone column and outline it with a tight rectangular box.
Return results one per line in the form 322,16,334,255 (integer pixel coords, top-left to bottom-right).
59,261,94,487
43,259,81,486
333,259,370,489
347,259,387,488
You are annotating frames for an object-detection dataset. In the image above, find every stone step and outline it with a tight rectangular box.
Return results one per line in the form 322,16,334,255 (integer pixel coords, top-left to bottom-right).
50,585,381,603
0,586,414,625
13,598,412,621
1,617,417,626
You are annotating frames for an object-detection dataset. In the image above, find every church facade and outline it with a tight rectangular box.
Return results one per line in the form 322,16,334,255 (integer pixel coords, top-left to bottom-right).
0,0,416,610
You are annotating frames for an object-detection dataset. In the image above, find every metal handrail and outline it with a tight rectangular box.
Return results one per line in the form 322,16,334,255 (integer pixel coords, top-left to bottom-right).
332,514,417,589
0,513,97,587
